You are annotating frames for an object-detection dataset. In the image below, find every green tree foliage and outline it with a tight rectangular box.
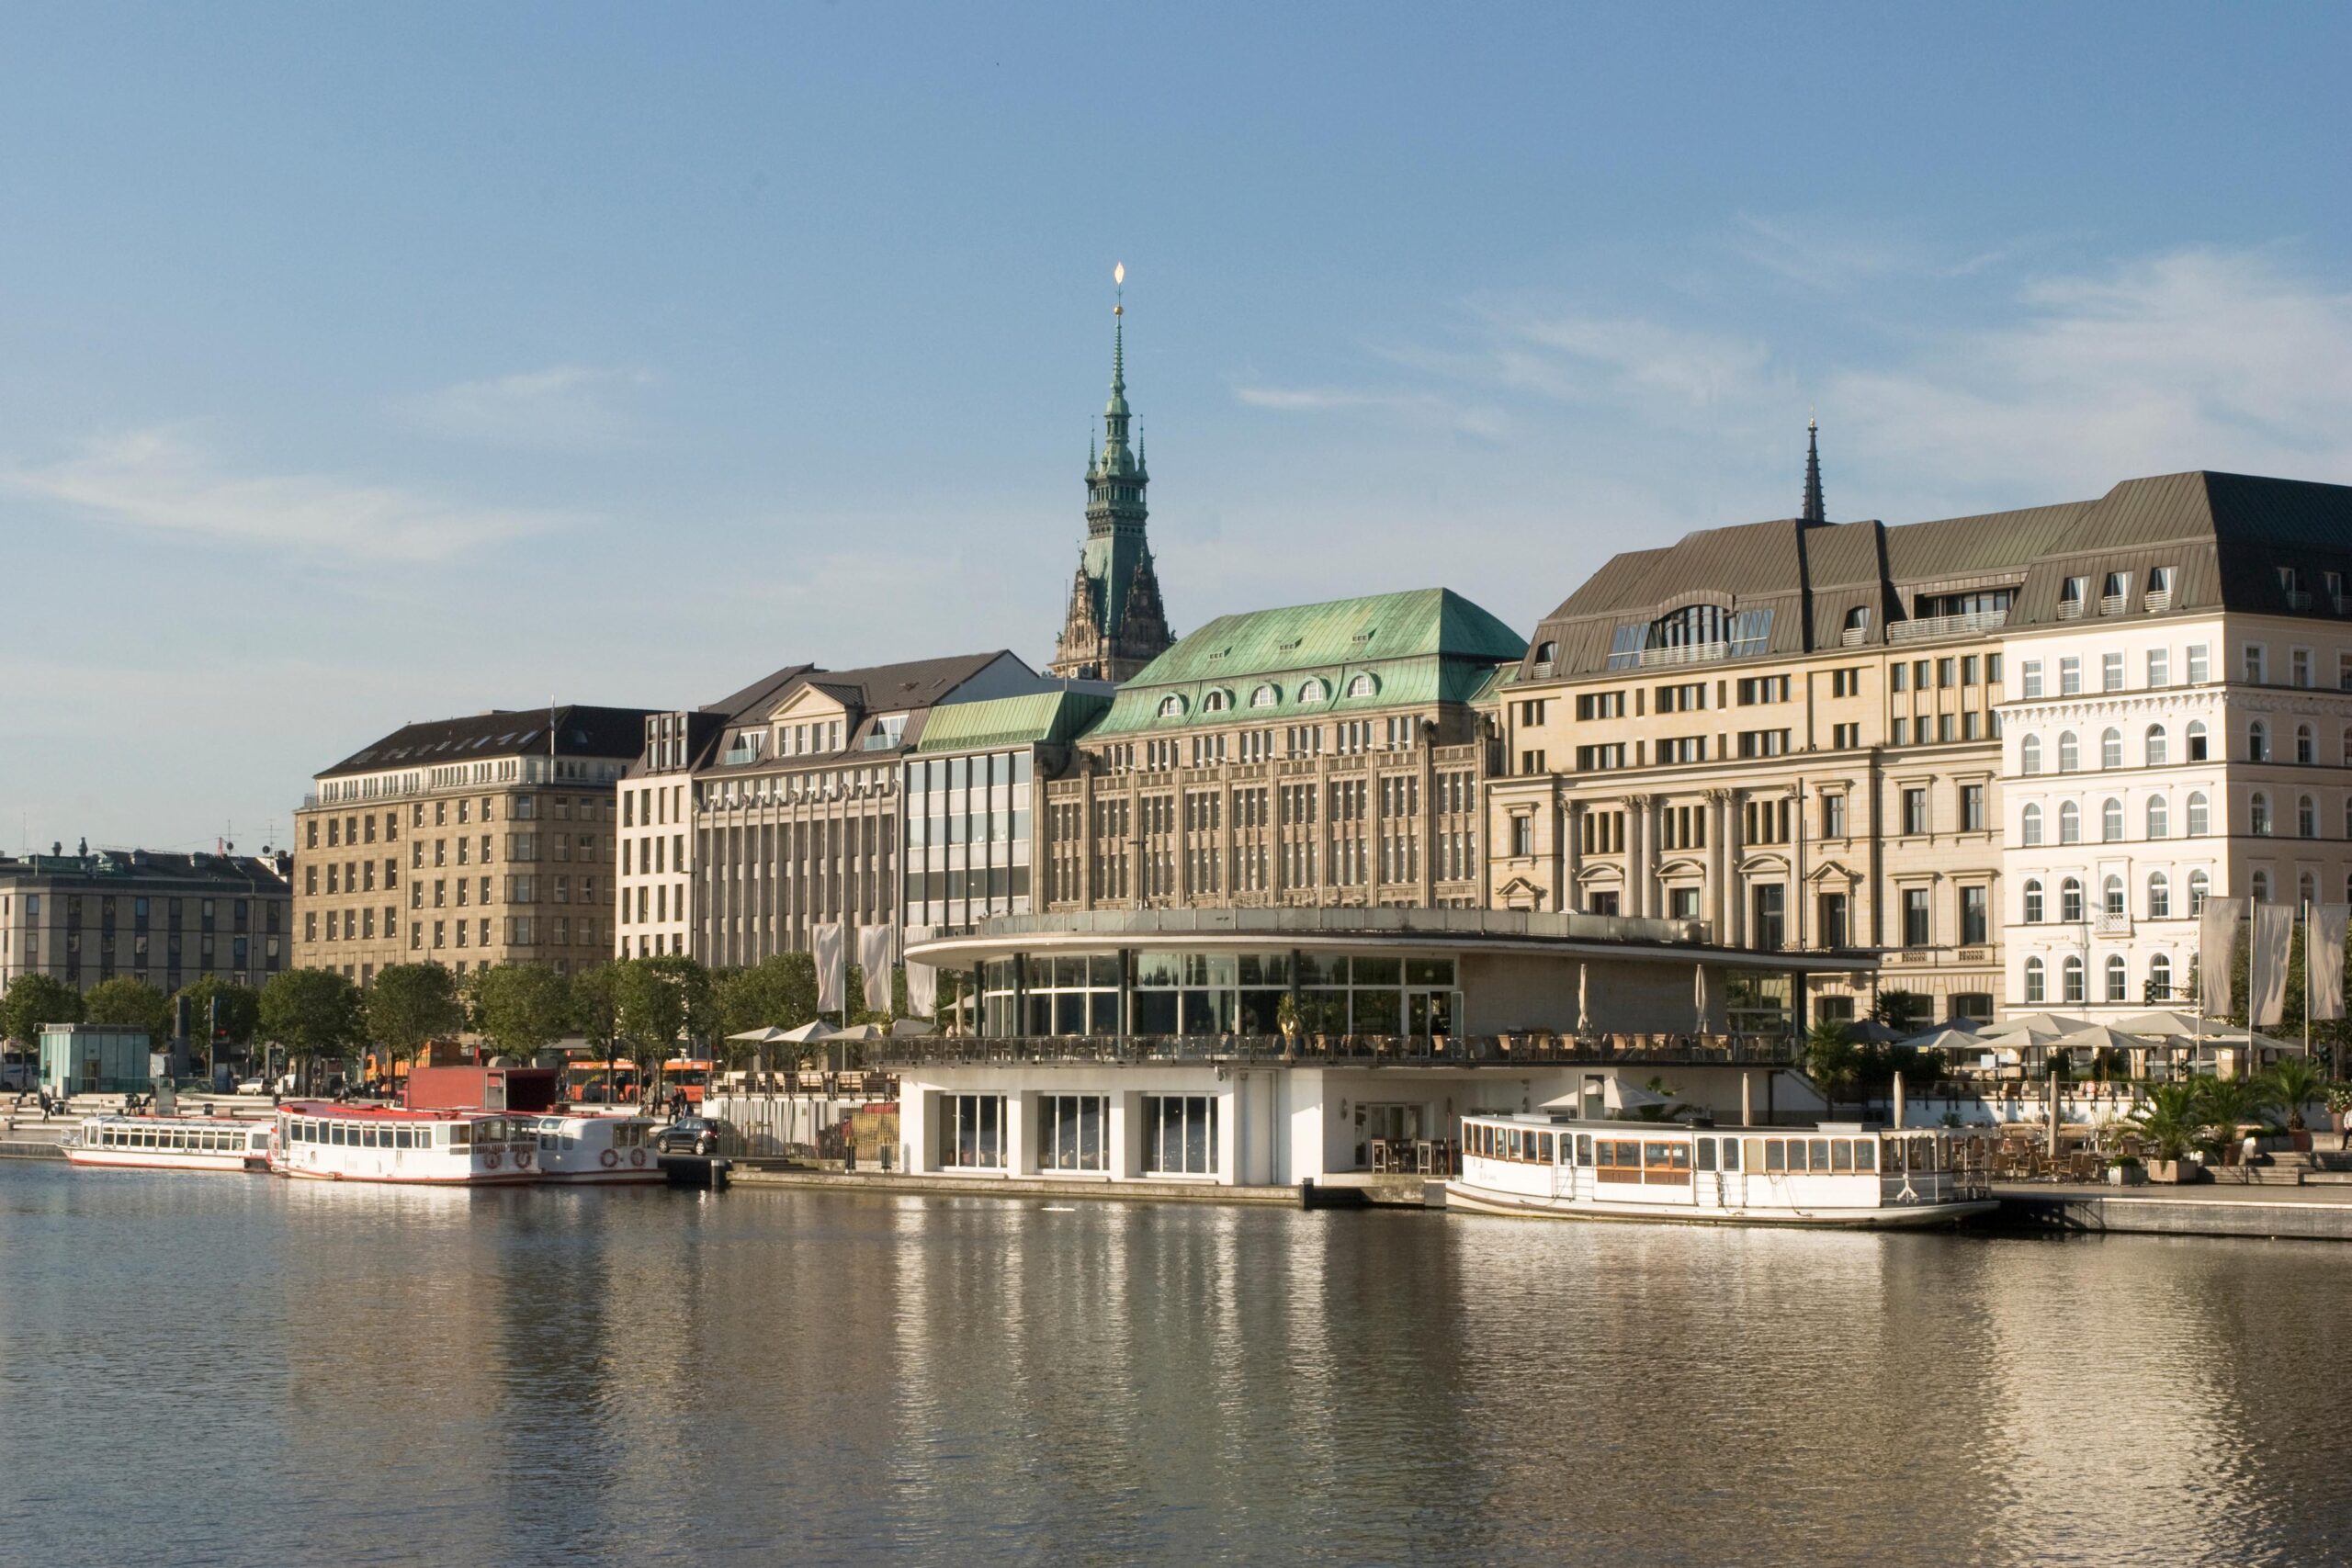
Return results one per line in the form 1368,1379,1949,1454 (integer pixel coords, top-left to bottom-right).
365,964,466,1079
571,963,623,1059
1870,988,1930,1032
2192,1075,2272,1159
258,967,363,1083
614,955,717,1084
2129,1081,2201,1163
1804,1020,1860,1114
82,976,172,1039
716,953,819,1038
176,976,261,1049
0,973,85,1044
471,964,574,1062
2259,1055,2331,1132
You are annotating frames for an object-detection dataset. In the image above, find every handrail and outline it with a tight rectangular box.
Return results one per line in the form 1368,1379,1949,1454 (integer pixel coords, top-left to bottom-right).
871,1032,1801,1068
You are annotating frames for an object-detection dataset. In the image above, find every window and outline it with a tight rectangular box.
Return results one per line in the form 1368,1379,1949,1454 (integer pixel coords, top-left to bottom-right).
2105,954,2129,1003
1821,794,1847,838
2148,953,2174,1000
2146,795,2169,838
1250,683,1280,709
2103,652,2124,692
1141,1095,1217,1175
1201,689,1229,714
2244,644,2267,684
2144,724,2167,767
1036,1095,1109,1172
2251,792,2271,836
1903,888,1931,948
2058,802,2081,844
2292,649,2313,689
2021,804,2043,846
2188,870,2210,912
2099,797,2121,842
1297,678,1329,704
2187,720,2208,761
2102,570,2127,609
1892,662,1908,693
1576,691,1626,720
2062,954,2086,1005
1510,817,1533,857
2188,791,2210,836
2302,870,2320,908
2148,872,2171,919
1817,892,1849,948
2020,735,2041,774
2024,956,2046,1004
1532,642,1557,676
2059,577,2086,617
2060,657,2082,695
1961,885,1988,946
2024,879,2044,922
2098,728,2120,770
2061,877,2084,923
2297,724,2316,764
1902,788,1928,836
2299,795,2317,839
2248,721,2272,762
2188,644,2210,683
2252,871,2271,904
2148,648,2170,687
1736,730,1790,759
1345,673,1377,699
1961,784,1986,832
1156,695,1186,718
2058,732,2078,772
940,1094,1006,1168
2021,660,2043,699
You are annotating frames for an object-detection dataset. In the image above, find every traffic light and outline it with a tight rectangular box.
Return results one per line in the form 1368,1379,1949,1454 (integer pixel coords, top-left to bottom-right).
209,995,228,1048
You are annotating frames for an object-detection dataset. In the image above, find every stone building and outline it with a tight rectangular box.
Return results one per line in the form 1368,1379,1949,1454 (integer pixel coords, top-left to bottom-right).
0,846,292,996
1047,298,1173,683
294,706,650,984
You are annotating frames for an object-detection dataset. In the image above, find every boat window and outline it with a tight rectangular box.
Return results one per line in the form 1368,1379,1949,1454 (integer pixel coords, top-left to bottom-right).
1761,1139,1784,1172
1855,1141,1876,1172
1538,1133,1555,1162
450,1123,470,1147
1831,1140,1853,1173
1803,1138,1826,1172
1574,1134,1592,1166
1594,1139,1643,1182
1721,1138,1740,1171
1644,1142,1691,1184
1694,1138,1717,1172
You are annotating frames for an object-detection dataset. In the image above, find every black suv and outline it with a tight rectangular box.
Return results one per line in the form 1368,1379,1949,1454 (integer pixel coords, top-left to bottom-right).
651,1116,729,1156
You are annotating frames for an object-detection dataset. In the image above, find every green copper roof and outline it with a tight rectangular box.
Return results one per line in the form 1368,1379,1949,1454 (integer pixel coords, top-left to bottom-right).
915,690,1113,754
1088,588,1524,738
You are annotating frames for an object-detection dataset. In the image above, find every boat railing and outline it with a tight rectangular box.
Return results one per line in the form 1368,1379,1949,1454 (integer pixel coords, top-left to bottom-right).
872,1032,1801,1069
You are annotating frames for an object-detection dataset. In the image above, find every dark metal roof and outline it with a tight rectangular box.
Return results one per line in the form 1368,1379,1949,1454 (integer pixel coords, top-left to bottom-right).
319,705,658,778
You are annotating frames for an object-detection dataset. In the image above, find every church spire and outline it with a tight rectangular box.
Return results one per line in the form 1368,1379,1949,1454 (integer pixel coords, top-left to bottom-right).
1801,413,1826,524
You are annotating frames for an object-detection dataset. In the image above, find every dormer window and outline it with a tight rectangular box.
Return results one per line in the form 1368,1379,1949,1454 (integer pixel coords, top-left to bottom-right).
1297,678,1330,704
2099,571,2127,613
2145,565,2174,611
1157,694,1186,718
1841,606,1870,647
1249,683,1281,709
1532,641,1557,677
2057,577,2086,619
1344,673,1378,699
1201,689,1231,714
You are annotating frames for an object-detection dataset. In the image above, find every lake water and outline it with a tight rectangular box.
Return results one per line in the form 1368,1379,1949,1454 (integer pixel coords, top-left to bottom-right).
3,1164,2348,1566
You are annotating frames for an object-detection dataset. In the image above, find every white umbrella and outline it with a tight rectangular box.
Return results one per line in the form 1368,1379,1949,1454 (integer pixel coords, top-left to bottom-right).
2111,1010,2202,1037
1982,1012,2090,1037
1576,964,1590,1035
775,1021,836,1044
1601,1077,1674,1114
727,1026,791,1043
1693,964,1708,1034
1902,1027,1985,1055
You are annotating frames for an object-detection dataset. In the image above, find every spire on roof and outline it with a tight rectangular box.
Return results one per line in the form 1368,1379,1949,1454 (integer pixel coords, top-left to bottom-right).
1801,412,1826,525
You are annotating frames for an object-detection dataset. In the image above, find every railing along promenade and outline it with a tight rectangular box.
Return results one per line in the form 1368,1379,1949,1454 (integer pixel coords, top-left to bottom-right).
872,1032,1800,1069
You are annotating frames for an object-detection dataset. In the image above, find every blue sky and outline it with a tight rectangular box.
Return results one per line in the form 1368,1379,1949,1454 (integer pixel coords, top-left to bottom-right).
6,3,2349,854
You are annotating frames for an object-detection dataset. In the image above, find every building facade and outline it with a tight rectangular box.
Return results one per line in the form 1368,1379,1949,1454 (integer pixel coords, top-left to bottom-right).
294,706,650,984
1047,300,1173,683
0,847,292,996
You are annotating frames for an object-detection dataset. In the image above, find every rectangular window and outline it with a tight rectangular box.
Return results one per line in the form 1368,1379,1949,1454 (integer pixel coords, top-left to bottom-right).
2021,660,2043,699
2188,644,2210,683
1902,788,1927,836
1817,892,1849,949
1510,817,1533,857
1961,783,1986,832
2244,644,2267,684
2102,652,2123,692
1736,729,1789,759
1891,663,1908,693
2149,648,2170,687
1904,888,1930,948
1036,1094,1109,1172
1891,717,1909,746
2059,657,2081,695
940,1094,1006,1168
1961,885,1988,946
1141,1095,1218,1176
1820,794,1847,838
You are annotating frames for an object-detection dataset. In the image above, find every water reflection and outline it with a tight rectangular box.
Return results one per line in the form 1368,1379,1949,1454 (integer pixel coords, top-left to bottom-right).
2,1167,2346,1566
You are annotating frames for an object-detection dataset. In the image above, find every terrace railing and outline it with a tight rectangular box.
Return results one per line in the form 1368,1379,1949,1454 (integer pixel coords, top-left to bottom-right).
871,1032,1801,1070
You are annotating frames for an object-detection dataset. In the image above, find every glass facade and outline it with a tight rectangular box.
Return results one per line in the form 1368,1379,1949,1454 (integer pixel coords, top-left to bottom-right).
1141,1095,1217,1175
902,750,1034,931
974,951,1460,1039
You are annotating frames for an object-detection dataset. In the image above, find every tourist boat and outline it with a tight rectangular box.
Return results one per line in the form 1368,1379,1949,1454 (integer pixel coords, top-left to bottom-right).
1446,1115,1995,1227
267,1102,539,1185
522,1112,663,1183
67,1114,274,1173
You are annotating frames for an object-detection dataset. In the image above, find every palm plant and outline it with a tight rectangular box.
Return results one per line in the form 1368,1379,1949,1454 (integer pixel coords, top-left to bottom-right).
2261,1056,2330,1133
2128,1081,2200,1164
2192,1076,2270,1160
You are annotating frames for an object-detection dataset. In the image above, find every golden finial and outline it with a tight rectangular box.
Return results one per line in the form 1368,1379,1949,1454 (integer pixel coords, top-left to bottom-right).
1114,261,1125,316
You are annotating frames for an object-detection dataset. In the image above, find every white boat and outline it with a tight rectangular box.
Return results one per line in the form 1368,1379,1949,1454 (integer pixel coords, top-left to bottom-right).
267,1102,539,1186
1446,1115,1995,1227
67,1114,274,1173
523,1113,663,1183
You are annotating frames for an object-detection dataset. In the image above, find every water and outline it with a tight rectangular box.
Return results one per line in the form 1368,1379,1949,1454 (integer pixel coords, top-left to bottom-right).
3,1166,2349,1568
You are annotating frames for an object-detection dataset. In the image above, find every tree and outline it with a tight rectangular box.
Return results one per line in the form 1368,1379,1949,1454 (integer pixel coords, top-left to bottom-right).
1804,1019,1860,1115
472,964,573,1063
572,963,623,1057
2129,1081,2201,1165
176,976,261,1055
365,964,466,1087
259,967,362,1091
716,953,819,1039
615,955,716,1100
83,976,172,1040
0,973,84,1045
1870,988,1930,1033
2192,1076,2271,1162
2260,1055,2331,1134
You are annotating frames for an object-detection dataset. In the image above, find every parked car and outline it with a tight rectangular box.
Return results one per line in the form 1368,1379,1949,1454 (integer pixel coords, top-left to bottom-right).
651,1116,730,1156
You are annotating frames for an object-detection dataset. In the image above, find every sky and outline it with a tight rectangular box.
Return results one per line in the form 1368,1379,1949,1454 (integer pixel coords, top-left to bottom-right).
5,2,2350,856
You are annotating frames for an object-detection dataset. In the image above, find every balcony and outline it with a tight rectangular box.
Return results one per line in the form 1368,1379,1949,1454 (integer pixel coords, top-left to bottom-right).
2095,911,2133,937
2055,600,2084,621
1840,625,1869,648
1889,608,2008,643
2285,590,2313,611
2144,588,2171,613
2098,593,2127,616
872,1032,1802,1070
1635,640,1729,669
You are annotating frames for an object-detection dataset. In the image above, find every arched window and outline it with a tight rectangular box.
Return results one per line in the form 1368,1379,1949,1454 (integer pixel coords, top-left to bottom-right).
1344,673,1377,699
2148,871,2171,919
1156,694,1187,718
2251,792,2271,836
2023,879,2044,922
2101,797,2123,841
2188,791,2210,836
2020,735,2042,774
2188,870,2210,913
2248,721,2269,762
2101,728,2122,769
2021,804,2044,846
2146,795,2169,838
2063,954,2086,1004
2300,795,2318,838
2058,731,2079,772
1249,683,1280,709
2105,953,2129,1003
2103,874,2125,916
2024,956,2047,1004
2149,953,2174,999
2297,724,2315,764
2059,801,2081,843
2252,870,2271,904
2144,724,2167,766
2301,871,2319,908
1297,678,1329,704
1201,689,1230,714
2061,877,2085,922
2187,719,2209,761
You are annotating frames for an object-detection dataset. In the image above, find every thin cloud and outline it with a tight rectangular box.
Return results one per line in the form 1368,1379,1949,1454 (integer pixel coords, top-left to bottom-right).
0,427,574,563
1231,383,1510,439
1730,212,2048,288
401,365,655,450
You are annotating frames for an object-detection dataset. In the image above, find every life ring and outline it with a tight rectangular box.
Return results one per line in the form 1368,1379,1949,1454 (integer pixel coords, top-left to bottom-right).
515,1148,533,1168
484,1149,502,1170
600,1148,618,1168
630,1148,647,1168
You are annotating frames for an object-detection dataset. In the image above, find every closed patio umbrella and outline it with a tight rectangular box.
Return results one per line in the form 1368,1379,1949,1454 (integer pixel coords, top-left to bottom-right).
1982,1012,2091,1037
1577,964,1590,1035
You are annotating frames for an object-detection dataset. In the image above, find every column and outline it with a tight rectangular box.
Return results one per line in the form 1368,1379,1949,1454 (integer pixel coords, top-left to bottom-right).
1564,798,1584,914
1725,791,1746,948
1624,794,1649,919
1791,786,1809,951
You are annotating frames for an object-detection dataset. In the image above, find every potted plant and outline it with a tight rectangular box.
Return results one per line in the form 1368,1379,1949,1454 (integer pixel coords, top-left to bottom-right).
2262,1057,2329,1153
1275,993,1300,1053
2129,1081,2200,1184
2106,1154,2146,1187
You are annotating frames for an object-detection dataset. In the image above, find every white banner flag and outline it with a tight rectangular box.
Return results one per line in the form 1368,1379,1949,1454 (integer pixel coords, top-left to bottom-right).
812,922,844,1014
2251,904,2294,1029
2199,897,2247,1019
2312,905,2348,1022
857,925,894,1013
904,925,937,1018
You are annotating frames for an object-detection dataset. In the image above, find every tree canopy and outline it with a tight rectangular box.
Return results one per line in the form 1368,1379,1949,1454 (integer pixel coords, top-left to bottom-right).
259,967,362,1062
364,964,465,1063
176,976,261,1047
83,976,174,1039
471,964,575,1061
0,973,85,1044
